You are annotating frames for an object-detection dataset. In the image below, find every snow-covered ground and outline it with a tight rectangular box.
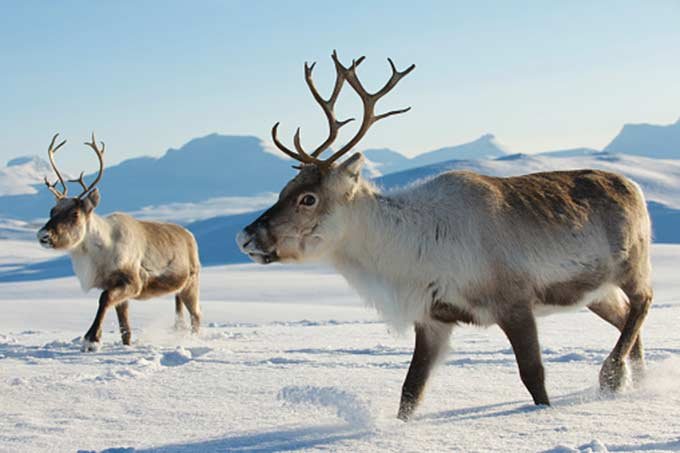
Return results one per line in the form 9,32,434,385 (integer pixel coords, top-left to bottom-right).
1,240,679,452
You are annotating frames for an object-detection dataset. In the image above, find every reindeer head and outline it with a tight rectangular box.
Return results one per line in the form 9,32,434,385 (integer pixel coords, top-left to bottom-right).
237,51,414,264
37,133,105,250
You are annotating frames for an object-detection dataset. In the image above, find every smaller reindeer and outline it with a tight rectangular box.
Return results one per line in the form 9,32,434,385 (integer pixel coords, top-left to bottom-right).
37,134,201,351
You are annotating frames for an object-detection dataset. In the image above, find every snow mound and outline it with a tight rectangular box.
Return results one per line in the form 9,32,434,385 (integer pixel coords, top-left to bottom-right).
159,346,193,367
278,385,374,427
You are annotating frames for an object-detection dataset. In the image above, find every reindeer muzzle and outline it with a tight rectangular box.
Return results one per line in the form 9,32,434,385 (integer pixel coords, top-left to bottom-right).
37,228,53,249
236,223,279,265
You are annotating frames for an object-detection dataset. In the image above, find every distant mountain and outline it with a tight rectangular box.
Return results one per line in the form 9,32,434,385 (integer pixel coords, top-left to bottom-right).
0,156,58,197
362,148,410,177
0,134,295,220
604,118,680,158
363,134,508,176
410,133,508,166
2,116,680,225
0,132,510,219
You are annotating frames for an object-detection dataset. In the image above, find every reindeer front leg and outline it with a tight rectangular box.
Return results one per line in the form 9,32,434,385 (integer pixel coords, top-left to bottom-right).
398,321,452,421
497,306,550,406
82,274,140,352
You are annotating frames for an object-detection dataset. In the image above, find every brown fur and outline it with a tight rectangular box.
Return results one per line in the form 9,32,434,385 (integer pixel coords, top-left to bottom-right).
429,301,477,325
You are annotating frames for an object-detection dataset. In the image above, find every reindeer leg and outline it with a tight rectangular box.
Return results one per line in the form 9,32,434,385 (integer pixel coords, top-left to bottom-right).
599,286,652,392
83,290,115,352
82,274,140,352
498,308,550,406
178,277,201,334
174,295,186,330
398,321,452,421
589,297,645,383
115,301,131,346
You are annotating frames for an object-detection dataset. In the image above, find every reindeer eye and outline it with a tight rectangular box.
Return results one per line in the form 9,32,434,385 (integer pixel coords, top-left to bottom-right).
299,194,317,207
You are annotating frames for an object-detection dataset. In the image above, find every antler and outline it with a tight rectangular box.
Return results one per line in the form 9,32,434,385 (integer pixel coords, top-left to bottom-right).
271,51,415,168
74,132,105,199
44,133,68,199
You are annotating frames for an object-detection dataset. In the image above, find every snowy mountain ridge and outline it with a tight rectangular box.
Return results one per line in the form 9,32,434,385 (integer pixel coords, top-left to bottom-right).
0,156,62,197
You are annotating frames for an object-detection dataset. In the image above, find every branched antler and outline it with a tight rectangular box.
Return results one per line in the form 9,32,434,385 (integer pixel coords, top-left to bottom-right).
44,133,68,199
43,132,105,200
272,50,414,168
77,132,105,198
68,171,88,193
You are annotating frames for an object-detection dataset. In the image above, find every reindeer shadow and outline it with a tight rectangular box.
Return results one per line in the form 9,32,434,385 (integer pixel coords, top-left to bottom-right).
418,385,606,425
95,424,371,453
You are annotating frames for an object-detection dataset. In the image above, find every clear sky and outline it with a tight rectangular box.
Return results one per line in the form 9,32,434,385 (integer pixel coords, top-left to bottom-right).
2,0,679,172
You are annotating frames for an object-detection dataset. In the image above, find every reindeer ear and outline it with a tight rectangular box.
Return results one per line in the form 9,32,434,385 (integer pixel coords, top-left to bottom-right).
338,152,365,178
82,188,100,213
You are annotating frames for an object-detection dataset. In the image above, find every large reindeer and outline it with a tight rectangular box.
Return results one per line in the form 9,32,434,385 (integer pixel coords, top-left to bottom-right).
237,52,653,420
37,134,201,351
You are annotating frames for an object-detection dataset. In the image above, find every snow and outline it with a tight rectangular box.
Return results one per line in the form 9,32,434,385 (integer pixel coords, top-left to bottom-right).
1,239,680,452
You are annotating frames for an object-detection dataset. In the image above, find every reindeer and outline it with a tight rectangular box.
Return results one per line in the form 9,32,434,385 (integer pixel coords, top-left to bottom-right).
237,52,653,420
37,133,201,351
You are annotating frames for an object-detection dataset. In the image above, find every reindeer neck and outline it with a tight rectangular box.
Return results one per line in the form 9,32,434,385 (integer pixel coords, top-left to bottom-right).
71,212,112,256
331,188,424,280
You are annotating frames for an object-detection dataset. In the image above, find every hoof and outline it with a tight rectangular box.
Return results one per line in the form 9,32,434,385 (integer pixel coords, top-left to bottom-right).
397,411,411,422
397,401,416,422
599,357,630,392
81,339,101,352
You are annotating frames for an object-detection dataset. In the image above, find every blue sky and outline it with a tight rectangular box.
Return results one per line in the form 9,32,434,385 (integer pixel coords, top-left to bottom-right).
1,0,679,172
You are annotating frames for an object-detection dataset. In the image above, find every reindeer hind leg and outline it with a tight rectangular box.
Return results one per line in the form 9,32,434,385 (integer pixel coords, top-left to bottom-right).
588,294,645,384
178,277,201,334
174,295,187,330
598,282,652,392
115,301,132,346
